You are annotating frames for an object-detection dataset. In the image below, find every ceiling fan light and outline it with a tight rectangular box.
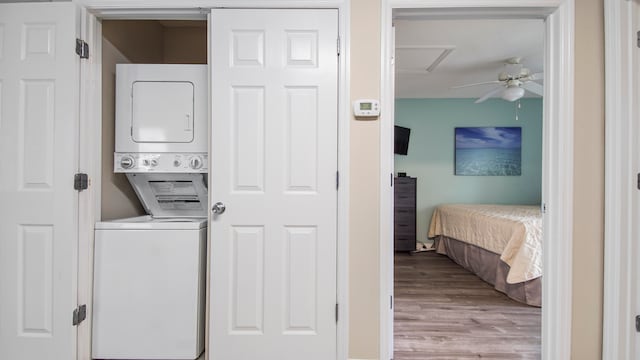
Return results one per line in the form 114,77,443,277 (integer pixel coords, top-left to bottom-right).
502,85,525,102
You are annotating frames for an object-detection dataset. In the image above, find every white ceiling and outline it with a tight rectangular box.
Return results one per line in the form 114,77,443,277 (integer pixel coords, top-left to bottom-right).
394,18,545,99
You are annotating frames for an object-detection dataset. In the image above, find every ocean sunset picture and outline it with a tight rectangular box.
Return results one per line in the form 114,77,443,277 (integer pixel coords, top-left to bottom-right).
455,127,522,176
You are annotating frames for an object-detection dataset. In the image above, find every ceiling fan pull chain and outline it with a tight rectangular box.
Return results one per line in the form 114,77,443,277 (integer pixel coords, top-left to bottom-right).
515,100,521,121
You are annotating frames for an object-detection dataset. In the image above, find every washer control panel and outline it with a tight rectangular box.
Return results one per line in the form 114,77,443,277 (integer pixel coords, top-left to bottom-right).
114,153,208,173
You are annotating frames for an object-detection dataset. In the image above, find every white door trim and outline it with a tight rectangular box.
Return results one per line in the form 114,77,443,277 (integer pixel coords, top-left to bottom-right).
379,1,575,359
603,1,636,359
77,6,102,360
77,2,350,360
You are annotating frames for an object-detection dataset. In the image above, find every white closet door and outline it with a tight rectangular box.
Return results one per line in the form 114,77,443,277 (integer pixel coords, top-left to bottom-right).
209,8,339,360
0,3,80,359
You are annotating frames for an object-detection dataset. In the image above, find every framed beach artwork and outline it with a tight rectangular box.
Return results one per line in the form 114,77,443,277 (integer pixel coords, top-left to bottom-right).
455,127,522,176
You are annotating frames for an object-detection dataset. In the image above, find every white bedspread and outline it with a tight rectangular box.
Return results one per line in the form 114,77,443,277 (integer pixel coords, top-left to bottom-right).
428,204,542,284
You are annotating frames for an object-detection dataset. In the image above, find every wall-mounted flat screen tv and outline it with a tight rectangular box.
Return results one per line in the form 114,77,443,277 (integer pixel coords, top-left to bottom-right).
394,126,410,155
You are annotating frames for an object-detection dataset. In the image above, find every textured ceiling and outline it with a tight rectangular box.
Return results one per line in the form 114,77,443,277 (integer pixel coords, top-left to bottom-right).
394,18,545,99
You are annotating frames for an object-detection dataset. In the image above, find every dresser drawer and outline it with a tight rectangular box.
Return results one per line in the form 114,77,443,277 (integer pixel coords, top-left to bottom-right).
394,224,415,236
393,176,416,252
394,236,415,251
394,193,415,206
394,182,416,195
394,207,415,217
394,210,415,221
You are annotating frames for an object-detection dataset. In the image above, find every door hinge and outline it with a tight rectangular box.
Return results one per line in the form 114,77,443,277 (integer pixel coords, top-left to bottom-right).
637,173,640,189
390,295,393,309
72,304,87,326
391,173,394,187
336,171,339,190
74,173,89,191
637,31,640,48
75,39,89,59
636,315,640,332
335,303,339,322
541,203,547,214
337,37,341,56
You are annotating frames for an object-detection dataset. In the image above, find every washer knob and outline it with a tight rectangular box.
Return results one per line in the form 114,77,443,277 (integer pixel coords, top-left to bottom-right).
120,156,135,169
150,158,158,167
189,156,203,170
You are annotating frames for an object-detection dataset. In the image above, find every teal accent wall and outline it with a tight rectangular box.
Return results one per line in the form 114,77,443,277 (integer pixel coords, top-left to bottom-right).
394,98,542,245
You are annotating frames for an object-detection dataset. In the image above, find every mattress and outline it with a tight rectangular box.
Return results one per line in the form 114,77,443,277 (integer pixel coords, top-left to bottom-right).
428,204,542,284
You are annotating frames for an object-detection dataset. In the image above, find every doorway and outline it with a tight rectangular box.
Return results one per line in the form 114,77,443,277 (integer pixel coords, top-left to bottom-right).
392,17,545,358
380,2,575,359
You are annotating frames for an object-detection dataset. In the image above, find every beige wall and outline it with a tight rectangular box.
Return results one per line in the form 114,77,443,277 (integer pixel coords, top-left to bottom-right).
347,1,606,359
101,21,166,220
100,39,146,221
349,1,382,358
102,20,165,64
572,0,604,358
164,26,207,64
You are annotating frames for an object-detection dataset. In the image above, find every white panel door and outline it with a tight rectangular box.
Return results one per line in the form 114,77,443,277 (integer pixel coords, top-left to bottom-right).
0,3,80,360
210,9,339,360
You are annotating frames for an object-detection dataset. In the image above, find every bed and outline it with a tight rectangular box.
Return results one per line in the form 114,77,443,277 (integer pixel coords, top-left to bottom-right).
427,204,542,306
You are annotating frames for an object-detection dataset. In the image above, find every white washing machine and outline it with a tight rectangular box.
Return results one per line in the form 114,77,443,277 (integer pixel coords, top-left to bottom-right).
92,64,209,359
92,216,207,360
92,173,208,360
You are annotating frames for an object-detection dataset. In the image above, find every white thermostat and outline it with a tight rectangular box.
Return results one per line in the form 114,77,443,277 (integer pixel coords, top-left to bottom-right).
353,99,380,118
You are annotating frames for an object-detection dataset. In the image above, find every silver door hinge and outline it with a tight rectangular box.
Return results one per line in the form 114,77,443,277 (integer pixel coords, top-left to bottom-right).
72,304,87,326
336,171,339,190
637,31,640,48
74,173,89,191
337,37,341,56
75,39,89,59
390,295,393,309
636,315,640,331
541,203,547,214
637,173,640,189
335,303,339,322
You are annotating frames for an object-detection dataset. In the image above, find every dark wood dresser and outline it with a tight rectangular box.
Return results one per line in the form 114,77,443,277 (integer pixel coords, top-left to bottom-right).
394,176,416,252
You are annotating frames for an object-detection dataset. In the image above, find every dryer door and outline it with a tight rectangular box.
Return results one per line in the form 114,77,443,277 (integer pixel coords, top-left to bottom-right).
126,173,208,218
132,81,194,143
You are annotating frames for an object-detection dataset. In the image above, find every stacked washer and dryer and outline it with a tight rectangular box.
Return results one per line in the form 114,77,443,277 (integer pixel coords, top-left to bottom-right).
93,64,209,360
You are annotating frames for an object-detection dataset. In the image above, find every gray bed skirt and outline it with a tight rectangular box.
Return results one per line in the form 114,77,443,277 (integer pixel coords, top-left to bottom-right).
434,235,542,307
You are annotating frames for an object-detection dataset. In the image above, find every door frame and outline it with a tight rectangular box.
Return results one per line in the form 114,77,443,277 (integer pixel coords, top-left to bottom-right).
603,0,637,359
379,1,575,359
76,5,102,360
77,1,350,360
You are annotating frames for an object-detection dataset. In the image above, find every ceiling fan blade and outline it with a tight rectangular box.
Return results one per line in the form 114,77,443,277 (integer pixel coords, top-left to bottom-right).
452,80,501,89
522,81,544,96
528,72,544,81
396,69,430,75
474,86,504,104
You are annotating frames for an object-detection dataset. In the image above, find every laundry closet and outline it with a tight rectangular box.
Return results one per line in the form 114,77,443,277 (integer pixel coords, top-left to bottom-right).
94,20,208,360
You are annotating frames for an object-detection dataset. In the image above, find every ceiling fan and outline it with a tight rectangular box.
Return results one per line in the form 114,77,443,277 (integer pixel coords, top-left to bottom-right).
453,57,544,103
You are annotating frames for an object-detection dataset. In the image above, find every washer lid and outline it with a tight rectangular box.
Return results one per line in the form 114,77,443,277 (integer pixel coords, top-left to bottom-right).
95,215,207,230
126,173,208,218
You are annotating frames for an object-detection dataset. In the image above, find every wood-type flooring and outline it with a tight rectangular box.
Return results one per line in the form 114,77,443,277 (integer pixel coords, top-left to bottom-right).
394,252,541,359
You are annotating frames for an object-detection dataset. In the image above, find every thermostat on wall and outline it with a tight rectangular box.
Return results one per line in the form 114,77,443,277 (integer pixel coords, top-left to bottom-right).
353,99,380,118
